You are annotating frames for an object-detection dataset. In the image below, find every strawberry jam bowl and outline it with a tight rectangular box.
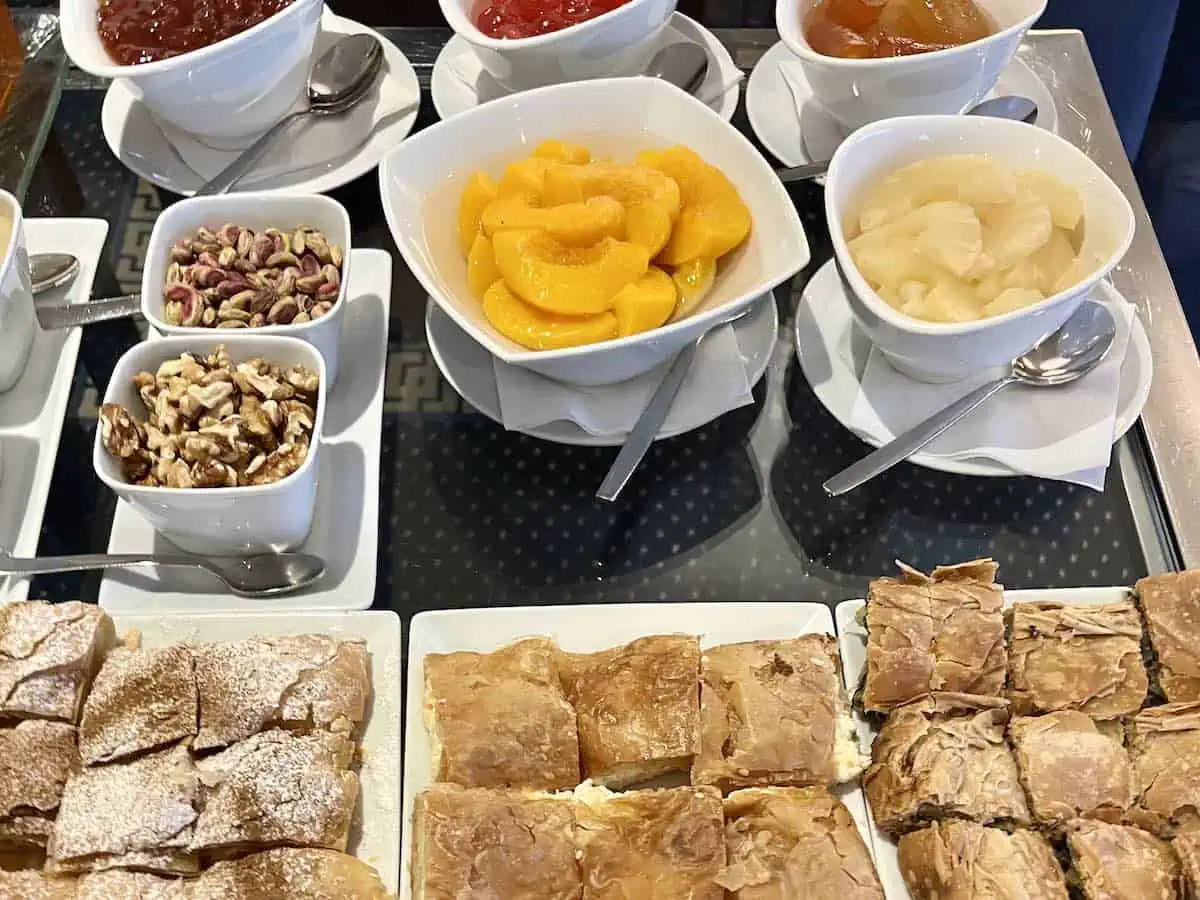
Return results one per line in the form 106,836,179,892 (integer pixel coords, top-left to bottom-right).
440,0,677,92
62,0,323,148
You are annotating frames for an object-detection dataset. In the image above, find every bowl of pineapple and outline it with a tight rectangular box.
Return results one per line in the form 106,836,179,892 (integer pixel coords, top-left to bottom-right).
378,76,808,386
825,114,1134,383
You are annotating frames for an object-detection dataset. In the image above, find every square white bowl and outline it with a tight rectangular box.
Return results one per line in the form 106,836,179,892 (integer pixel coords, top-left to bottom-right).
94,334,326,556
825,115,1135,383
378,76,809,386
141,192,351,387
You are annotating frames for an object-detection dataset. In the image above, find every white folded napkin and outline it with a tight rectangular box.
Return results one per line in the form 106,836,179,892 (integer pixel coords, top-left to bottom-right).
494,323,752,436
153,28,418,186
848,290,1138,490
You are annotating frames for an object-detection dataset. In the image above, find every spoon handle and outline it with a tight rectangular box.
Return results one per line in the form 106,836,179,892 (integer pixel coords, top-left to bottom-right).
0,552,209,577
194,110,307,196
776,160,831,184
36,294,140,330
822,374,1018,497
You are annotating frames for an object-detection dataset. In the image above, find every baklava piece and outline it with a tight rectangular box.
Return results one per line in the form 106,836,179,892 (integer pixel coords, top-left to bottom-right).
1128,702,1200,836
1137,572,1200,701
574,785,724,900
48,743,199,875
77,870,188,899
424,638,579,790
561,635,699,788
412,785,579,900
860,559,1006,714
1009,711,1133,827
1173,832,1200,900
1008,599,1148,717
190,848,392,900
0,720,76,851
898,821,1069,900
718,787,883,900
694,637,866,793
1067,820,1182,900
864,693,1028,835
0,602,109,723
79,645,196,765
191,729,357,855
0,870,77,899
193,635,369,752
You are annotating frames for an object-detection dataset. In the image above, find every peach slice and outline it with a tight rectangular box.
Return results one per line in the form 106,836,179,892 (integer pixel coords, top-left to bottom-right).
670,257,717,319
612,267,678,337
532,139,592,165
466,234,502,300
457,172,499,256
481,195,625,246
483,280,617,351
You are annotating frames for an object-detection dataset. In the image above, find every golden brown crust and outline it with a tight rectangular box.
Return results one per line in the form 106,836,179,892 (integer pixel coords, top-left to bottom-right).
1009,711,1133,827
575,786,724,900
1128,703,1200,837
0,869,77,899
77,869,189,899
189,848,392,899
1137,572,1200,701
862,560,1006,714
413,785,579,900
717,787,882,899
424,638,579,790
0,602,109,723
1174,833,1200,900
0,720,77,851
1008,600,1148,718
897,821,1069,900
1068,820,1182,900
864,693,1028,835
694,637,864,793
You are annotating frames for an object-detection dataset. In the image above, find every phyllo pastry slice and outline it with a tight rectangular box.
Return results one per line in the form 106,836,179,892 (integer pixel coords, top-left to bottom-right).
1067,820,1183,900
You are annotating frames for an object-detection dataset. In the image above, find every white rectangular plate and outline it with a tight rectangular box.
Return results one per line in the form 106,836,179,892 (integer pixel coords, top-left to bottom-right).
98,249,392,612
1,219,109,603
108,609,402,892
836,586,1133,899
401,602,878,900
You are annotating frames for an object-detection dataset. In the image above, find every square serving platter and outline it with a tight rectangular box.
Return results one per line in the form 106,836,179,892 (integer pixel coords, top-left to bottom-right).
401,602,877,900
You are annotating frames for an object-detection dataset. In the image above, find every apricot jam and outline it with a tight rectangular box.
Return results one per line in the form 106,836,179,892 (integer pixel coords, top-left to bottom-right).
804,0,995,59
472,0,629,40
97,0,295,66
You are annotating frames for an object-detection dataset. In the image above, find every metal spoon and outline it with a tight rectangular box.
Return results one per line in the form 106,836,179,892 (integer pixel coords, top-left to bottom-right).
776,95,1040,185
194,33,386,196
27,252,143,329
644,42,709,95
821,299,1117,497
0,549,326,598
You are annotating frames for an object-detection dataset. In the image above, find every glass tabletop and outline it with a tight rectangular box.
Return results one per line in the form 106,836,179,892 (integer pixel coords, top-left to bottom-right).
12,22,1184,616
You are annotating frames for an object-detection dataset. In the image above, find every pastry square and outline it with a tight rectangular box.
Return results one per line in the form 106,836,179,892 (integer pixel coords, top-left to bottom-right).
1173,833,1200,900
861,560,1006,714
49,743,199,875
1128,702,1200,836
1009,710,1133,827
864,693,1028,835
718,787,883,899
79,645,197,765
412,785,579,900
574,785,724,900
190,848,391,900
191,729,357,854
694,637,867,792
0,720,77,850
1068,821,1182,900
897,821,1068,900
0,870,77,900
424,638,579,790
561,635,699,788
1137,572,1200,701
1008,599,1148,717
0,601,109,723
77,870,189,899
193,635,369,751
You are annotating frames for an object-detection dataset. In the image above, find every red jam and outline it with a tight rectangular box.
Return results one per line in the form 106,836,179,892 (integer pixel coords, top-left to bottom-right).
97,0,295,66
473,0,630,39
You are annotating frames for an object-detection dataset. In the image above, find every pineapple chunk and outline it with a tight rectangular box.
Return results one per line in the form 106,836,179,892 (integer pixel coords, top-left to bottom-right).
913,201,982,277
1001,259,1047,293
1030,228,1076,292
922,277,980,323
979,189,1053,272
1017,169,1083,230
984,287,1044,317
856,154,1018,233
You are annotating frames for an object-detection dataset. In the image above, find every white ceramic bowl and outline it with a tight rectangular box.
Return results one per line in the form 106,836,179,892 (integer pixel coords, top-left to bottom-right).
142,193,350,386
61,0,323,147
825,115,1135,383
0,190,34,393
378,76,808,386
777,0,1047,131
439,0,675,91
94,335,325,556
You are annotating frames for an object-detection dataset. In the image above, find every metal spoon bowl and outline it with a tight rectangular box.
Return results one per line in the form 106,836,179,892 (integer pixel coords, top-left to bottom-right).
644,42,709,95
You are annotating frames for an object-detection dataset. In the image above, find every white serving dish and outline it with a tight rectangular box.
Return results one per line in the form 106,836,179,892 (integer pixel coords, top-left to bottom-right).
379,76,808,387
94,334,326,556
141,192,351,386
61,0,322,147
439,0,675,92
0,190,35,394
776,0,1046,131
825,115,1136,383
402,602,876,898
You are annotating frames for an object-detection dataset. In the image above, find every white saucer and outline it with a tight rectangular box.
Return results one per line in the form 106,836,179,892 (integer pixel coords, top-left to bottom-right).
427,293,777,446
747,41,1059,169
430,13,741,122
97,249,393,612
794,260,1152,478
101,14,419,196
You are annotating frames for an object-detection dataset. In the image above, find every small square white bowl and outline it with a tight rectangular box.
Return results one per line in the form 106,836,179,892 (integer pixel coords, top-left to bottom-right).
141,193,351,386
378,76,809,387
94,334,326,556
